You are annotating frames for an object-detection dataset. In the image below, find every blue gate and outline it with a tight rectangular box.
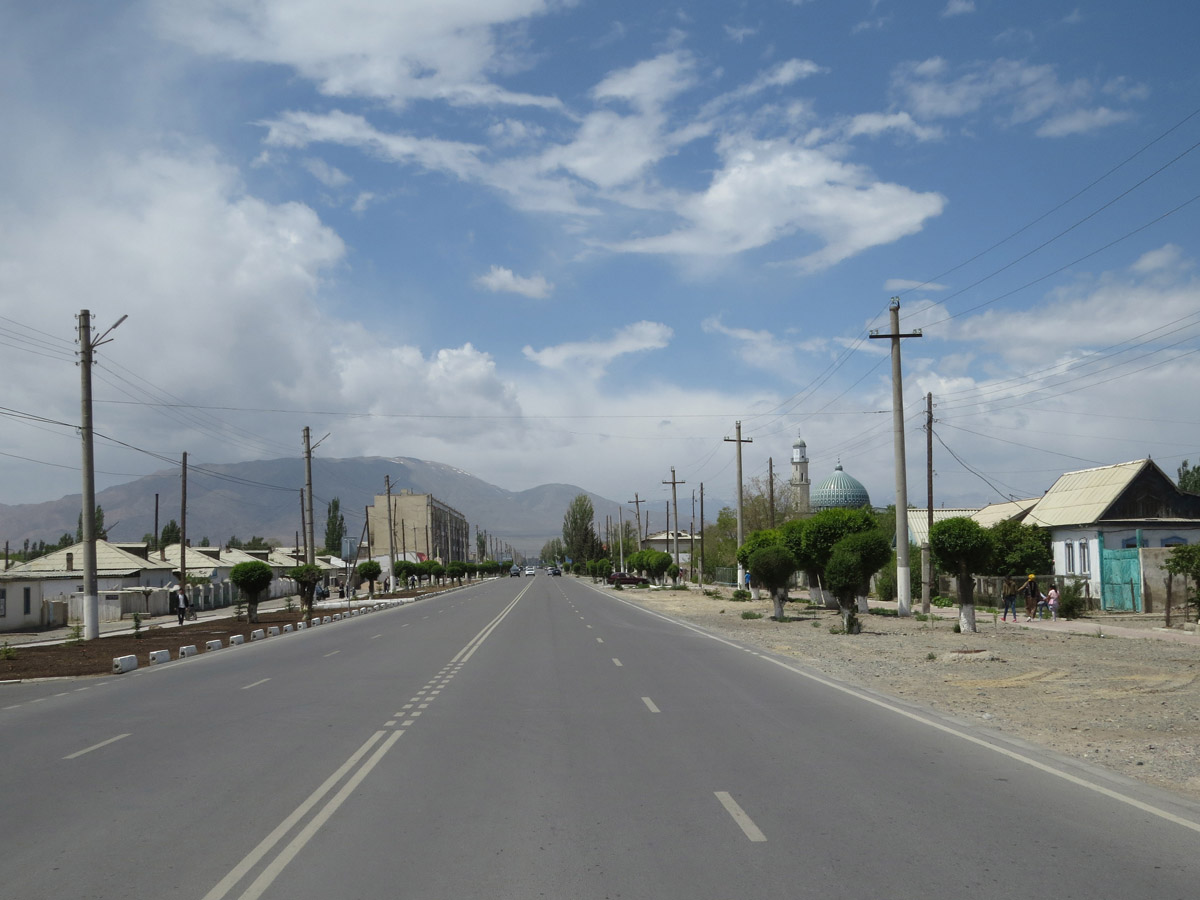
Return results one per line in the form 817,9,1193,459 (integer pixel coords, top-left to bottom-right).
1099,547,1141,611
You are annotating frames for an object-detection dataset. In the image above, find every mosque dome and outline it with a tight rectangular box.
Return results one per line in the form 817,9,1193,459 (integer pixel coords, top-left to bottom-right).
811,463,871,510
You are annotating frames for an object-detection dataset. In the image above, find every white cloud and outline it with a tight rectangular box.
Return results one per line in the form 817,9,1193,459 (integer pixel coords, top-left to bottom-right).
302,157,350,187
476,265,553,298
885,278,948,292
608,135,946,271
724,25,757,43
942,0,975,17
892,57,1141,136
522,321,673,374
844,111,942,141
155,0,563,110
702,316,797,372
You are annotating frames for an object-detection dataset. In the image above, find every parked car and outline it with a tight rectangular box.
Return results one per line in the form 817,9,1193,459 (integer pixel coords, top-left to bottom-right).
510,566,521,577
606,572,649,586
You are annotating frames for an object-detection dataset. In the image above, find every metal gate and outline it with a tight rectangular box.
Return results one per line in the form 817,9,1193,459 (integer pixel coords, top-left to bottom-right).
1099,547,1142,611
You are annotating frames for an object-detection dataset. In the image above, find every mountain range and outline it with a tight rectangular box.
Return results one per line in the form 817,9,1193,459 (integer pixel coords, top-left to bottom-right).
0,456,642,557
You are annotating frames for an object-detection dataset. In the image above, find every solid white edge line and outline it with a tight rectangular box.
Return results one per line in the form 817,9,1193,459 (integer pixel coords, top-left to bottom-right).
241,678,271,690
715,792,767,842
64,733,131,760
599,589,1200,836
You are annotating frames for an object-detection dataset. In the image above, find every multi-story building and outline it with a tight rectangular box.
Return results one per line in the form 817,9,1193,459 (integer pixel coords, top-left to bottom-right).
366,491,470,564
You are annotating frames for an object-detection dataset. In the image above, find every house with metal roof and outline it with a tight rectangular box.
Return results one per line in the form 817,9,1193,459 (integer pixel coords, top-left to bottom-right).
1013,459,1200,611
0,540,175,632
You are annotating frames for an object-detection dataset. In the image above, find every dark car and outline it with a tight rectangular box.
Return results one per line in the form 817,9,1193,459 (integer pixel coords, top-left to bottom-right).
510,566,521,577
548,566,561,576
606,572,649,586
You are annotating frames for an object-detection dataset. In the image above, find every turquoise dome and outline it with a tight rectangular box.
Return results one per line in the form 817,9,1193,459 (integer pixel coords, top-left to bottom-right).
811,463,870,510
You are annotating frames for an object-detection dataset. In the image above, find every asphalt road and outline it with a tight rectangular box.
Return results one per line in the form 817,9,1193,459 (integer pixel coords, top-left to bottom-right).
3,575,1199,899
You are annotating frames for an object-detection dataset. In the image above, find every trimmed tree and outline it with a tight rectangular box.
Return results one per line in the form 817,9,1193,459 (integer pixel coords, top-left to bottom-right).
785,508,877,608
289,563,323,619
824,530,892,633
229,560,274,624
357,560,382,595
1164,544,1200,616
930,517,995,633
988,519,1052,577
747,544,798,621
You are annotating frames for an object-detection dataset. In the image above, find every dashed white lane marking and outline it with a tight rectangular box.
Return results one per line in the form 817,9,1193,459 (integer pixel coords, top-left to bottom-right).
715,792,767,842
3,705,20,710
323,650,341,658
596,638,604,643
612,658,623,667
242,678,271,690
642,697,660,713
402,720,414,726
385,720,397,727
371,634,382,639
586,625,593,629
418,703,429,709
64,733,132,760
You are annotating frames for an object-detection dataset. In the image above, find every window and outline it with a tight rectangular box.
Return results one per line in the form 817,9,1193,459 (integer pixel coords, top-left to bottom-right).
23,587,31,616
1079,541,1090,575
1065,542,1076,574
1161,536,1186,547
0,587,6,617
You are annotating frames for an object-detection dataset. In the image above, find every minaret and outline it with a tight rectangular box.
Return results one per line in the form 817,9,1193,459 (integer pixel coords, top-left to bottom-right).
791,434,810,515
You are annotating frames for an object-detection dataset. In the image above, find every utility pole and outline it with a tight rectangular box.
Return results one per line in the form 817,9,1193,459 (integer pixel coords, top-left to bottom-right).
699,483,705,585
303,427,315,564
869,297,922,616
924,391,935,615
78,309,125,640
385,476,397,589
364,506,372,559
299,490,308,561
768,457,776,529
662,467,685,568
690,489,696,584
627,493,643,550
179,451,188,592
618,506,625,571
725,421,752,589
153,493,160,558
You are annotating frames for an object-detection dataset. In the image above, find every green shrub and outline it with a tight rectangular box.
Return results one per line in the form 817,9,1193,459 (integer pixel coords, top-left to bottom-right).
132,611,143,639
868,607,897,617
741,611,763,620
65,622,84,646
931,596,955,608
0,641,16,660
925,651,937,660
730,589,752,602
1057,580,1090,619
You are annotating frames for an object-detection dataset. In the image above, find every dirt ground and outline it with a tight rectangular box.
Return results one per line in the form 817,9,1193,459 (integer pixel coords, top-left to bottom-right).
618,586,1200,804
5,584,1199,805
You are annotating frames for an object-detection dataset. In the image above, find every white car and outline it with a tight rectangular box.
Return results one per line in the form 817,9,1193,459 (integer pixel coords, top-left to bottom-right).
524,566,536,575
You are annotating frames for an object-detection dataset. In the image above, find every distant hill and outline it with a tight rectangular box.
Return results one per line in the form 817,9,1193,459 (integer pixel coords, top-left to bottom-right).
0,456,627,556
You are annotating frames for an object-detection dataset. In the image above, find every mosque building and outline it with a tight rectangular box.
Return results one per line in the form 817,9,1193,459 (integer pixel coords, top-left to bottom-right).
789,433,872,515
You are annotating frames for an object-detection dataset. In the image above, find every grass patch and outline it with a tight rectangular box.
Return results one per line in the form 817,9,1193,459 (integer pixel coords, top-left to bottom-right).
741,611,764,620
868,607,898,617
931,597,955,608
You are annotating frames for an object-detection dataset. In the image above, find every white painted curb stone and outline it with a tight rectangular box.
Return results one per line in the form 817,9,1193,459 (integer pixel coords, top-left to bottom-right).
322,616,332,624
229,634,245,645
296,621,306,630
205,640,222,651
333,613,341,621
268,626,281,636
113,655,137,674
179,645,198,658
148,650,170,665
283,624,293,633
250,629,266,641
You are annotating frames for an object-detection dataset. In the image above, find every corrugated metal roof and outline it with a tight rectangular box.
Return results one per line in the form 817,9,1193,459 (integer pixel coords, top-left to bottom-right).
971,498,1039,527
905,508,980,546
2,540,174,577
1022,459,1148,527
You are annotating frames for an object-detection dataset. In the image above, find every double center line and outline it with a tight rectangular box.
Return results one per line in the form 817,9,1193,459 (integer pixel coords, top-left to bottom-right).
203,589,526,900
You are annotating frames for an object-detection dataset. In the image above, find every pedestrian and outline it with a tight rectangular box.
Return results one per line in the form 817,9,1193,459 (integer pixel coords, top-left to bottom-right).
1046,585,1060,621
1001,575,1019,621
1021,574,1040,621
175,587,189,626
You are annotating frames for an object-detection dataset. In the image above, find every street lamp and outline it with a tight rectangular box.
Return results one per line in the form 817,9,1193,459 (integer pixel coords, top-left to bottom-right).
79,310,127,640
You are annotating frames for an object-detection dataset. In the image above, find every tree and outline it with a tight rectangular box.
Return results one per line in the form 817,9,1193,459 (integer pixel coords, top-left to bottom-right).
540,537,565,565
748,544,799,621
824,531,892,633
562,494,597,563
930,517,995,633
988,519,1052,576
323,498,346,555
701,507,740,576
229,561,274,624
357,560,382,595
288,563,323,619
76,505,107,542
736,528,783,573
1178,459,1200,495
160,519,181,547
476,530,487,561
1164,544,1200,615
785,508,878,608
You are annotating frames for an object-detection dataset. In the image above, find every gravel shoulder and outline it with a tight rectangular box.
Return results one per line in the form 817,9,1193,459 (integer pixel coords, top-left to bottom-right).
613,584,1200,804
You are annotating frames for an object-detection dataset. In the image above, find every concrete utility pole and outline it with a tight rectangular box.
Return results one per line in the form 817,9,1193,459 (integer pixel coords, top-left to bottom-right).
385,476,397,587
699,482,705,584
618,506,625,571
662,467,685,568
627,493,642,550
725,422,752,589
78,309,125,640
299,490,308,561
179,451,188,591
869,298,922,616
924,391,935,615
768,457,776,529
303,427,315,564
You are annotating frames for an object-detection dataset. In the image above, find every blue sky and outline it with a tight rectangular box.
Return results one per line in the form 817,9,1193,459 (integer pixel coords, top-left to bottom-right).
2,1,1198,527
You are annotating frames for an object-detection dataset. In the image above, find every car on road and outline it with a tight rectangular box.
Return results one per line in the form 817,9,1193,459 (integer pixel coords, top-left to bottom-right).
510,566,521,577
548,566,561,576
606,572,649,586
524,566,536,575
